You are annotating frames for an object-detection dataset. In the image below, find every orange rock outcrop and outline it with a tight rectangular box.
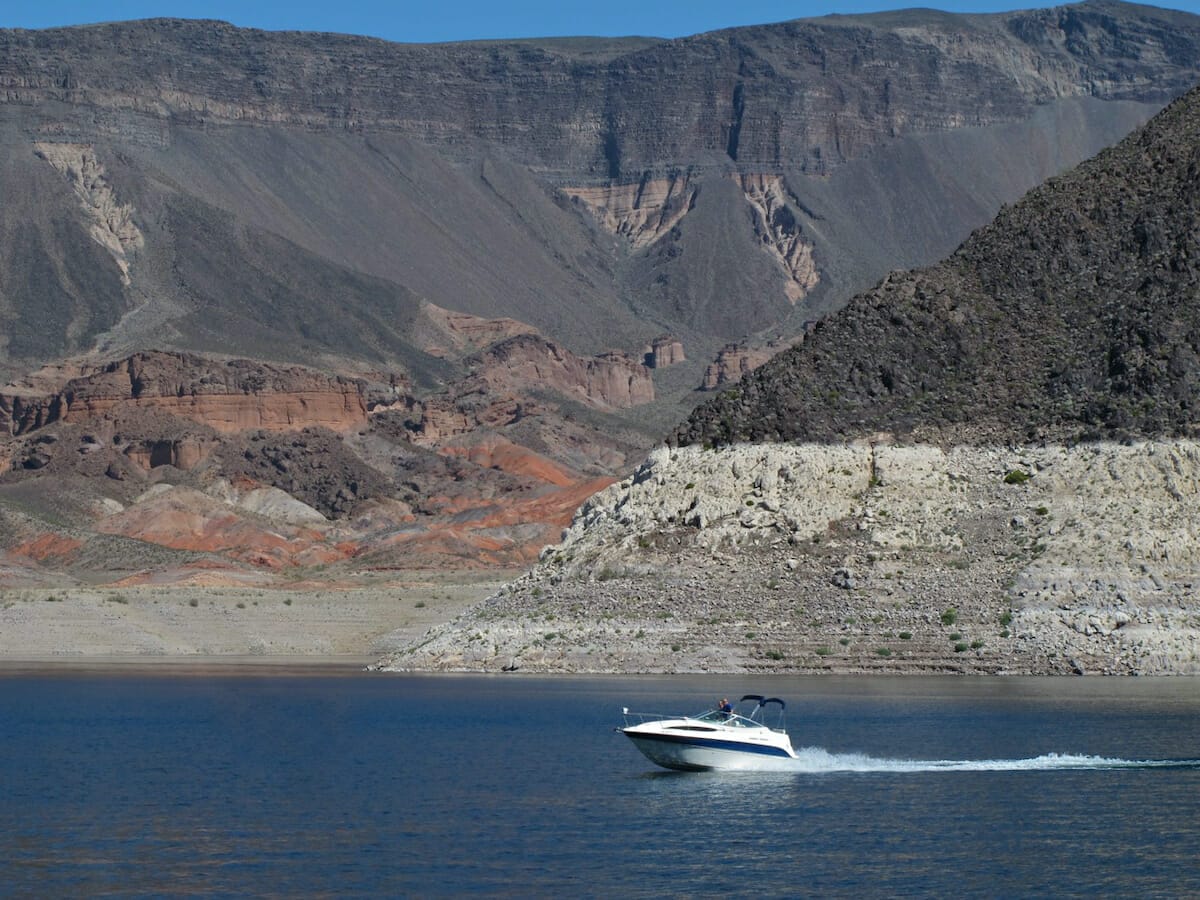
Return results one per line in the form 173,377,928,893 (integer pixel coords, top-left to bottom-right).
645,335,685,369
416,302,538,359
0,339,644,576
438,435,578,487
94,486,349,570
123,437,215,471
1,352,368,436
472,336,654,410
11,533,84,562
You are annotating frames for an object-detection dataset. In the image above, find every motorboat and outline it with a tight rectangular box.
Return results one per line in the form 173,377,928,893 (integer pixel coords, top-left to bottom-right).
619,694,797,771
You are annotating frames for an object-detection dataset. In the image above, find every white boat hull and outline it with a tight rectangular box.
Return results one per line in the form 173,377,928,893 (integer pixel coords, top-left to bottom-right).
622,718,797,771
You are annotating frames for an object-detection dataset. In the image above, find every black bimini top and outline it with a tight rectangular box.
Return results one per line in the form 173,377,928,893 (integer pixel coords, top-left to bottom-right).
741,694,785,710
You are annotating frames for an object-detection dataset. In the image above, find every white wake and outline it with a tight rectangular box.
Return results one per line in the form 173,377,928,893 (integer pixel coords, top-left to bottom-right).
744,748,1200,774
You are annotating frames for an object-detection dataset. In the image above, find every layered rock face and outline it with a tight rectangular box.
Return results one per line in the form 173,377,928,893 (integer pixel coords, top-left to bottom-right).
645,336,685,369
415,303,538,359
393,334,655,445
32,142,144,286
6,5,1200,630
565,172,821,305
382,442,1200,675
469,336,654,411
701,337,802,391
561,176,698,249
3,5,1196,177
1,352,369,436
737,174,820,303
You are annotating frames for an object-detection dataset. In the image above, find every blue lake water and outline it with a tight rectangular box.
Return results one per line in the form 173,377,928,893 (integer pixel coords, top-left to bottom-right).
2,671,1199,897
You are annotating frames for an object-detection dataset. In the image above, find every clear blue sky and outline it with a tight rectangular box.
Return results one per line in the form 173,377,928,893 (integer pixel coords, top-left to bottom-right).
6,1,1200,43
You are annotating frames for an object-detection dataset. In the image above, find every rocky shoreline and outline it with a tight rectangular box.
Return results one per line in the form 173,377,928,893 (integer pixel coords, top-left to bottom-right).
377,441,1200,676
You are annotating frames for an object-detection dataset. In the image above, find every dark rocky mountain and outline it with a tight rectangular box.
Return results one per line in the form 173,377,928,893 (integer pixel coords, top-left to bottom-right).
4,2,1200,583
676,82,1200,447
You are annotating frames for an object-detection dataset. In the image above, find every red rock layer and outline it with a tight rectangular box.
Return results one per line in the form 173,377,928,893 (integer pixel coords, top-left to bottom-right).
438,435,578,487
1,351,368,436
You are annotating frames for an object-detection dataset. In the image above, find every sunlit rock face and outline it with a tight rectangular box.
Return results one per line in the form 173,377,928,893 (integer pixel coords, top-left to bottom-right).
381,441,1200,676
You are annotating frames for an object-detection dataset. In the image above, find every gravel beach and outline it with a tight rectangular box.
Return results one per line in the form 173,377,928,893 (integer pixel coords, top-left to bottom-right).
0,573,512,666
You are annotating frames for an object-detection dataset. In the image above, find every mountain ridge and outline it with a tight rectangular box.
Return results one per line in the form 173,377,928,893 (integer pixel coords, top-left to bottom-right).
4,2,1198,180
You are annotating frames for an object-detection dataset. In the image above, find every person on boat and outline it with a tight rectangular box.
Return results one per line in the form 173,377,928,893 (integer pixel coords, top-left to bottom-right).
719,698,733,717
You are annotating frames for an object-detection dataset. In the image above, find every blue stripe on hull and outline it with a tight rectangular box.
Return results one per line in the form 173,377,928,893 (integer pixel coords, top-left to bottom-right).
624,730,793,760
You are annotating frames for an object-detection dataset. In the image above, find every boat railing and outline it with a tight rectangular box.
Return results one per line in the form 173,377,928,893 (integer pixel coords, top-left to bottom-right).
621,709,674,727
620,708,762,729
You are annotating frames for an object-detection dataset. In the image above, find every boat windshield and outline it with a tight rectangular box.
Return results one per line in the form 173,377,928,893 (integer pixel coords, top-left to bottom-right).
693,710,761,728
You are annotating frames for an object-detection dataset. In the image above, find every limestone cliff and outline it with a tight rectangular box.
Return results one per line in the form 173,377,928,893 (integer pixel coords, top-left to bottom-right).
4,6,1195,372
382,441,1200,675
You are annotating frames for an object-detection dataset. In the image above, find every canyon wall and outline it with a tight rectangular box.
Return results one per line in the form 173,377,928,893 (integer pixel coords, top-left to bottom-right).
4,8,1196,375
